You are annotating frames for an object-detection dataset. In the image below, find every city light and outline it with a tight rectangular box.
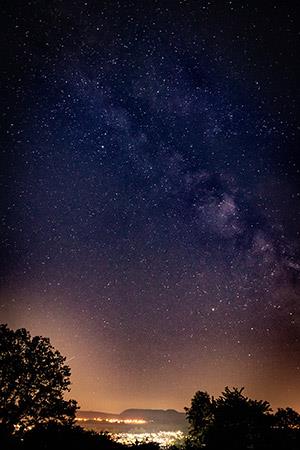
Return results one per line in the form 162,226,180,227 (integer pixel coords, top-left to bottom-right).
113,430,185,447
76,417,148,425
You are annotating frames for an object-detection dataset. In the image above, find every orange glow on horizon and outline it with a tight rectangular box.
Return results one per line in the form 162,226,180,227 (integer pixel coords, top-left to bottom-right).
75,417,148,425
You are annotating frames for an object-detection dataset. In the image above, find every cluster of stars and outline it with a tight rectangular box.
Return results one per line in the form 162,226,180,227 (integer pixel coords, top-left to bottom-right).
1,0,299,412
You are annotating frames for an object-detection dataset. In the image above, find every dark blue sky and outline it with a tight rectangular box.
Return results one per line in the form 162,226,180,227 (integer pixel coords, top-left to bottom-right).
1,0,299,412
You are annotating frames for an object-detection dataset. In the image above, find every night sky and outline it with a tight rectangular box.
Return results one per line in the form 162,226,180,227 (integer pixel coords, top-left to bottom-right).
1,1,300,413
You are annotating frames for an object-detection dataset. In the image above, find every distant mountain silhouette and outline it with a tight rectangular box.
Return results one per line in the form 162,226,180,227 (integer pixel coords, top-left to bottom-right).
78,408,185,420
77,408,187,431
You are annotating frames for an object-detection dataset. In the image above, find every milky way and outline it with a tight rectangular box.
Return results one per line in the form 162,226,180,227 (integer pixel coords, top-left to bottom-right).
1,1,299,412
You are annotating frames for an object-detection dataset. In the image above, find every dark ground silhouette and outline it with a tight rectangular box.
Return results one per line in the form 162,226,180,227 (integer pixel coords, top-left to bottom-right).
1,325,300,449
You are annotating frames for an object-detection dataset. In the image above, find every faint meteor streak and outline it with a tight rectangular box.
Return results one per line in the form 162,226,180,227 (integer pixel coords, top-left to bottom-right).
66,356,76,363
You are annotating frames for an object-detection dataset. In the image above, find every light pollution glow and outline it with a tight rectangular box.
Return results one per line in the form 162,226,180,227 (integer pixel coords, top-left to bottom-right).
76,418,147,425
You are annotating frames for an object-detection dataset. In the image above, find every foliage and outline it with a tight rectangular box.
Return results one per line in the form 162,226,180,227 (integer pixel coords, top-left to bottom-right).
2,323,300,450
274,407,300,429
185,386,300,450
19,423,123,450
0,324,78,436
208,387,272,449
131,442,161,450
184,391,213,447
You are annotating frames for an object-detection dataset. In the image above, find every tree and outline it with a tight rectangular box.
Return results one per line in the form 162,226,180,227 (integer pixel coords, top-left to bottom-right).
185,387,273,449
274,407,300,429
21,424,123,450
0,324,78,436
184,391,214,447
209,387,272,449
272,407,300,450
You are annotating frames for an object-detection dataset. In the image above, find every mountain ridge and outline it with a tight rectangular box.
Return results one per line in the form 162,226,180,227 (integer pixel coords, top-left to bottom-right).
77,408,185,420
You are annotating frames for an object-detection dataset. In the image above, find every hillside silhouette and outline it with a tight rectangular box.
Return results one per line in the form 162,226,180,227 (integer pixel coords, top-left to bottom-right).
1,325,300,450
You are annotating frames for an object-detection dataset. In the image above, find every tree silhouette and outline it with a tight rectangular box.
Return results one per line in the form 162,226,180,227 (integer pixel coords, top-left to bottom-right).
185,387,274,449
21,423,123,450
184,391,214,447
0,324,78,438
209,387,272,449
274,407,300,429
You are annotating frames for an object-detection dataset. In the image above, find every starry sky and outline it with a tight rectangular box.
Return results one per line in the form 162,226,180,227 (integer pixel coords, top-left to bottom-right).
1,0,300,413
